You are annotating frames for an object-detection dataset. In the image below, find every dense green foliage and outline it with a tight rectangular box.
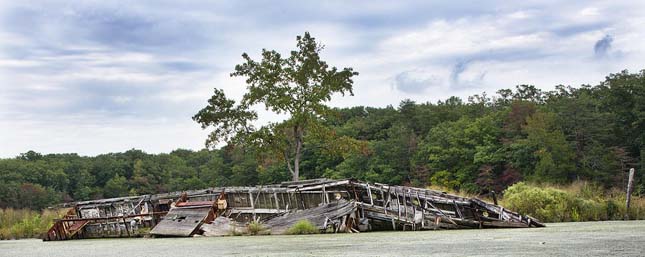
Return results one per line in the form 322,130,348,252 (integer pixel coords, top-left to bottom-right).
502,182,645,222
0,70,643,211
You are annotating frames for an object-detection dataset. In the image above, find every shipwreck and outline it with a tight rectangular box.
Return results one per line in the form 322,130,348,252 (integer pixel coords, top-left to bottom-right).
44,178,544,241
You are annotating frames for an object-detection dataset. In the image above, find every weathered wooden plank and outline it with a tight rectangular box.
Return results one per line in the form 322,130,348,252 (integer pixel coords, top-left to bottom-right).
264,200,357,235
201,216,245,236
149,207,212,237
286,180,351,192
367,183,374,206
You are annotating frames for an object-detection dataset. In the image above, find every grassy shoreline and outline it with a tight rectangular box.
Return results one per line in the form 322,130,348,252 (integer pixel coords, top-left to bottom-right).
0,208,65,240
500,181,645,222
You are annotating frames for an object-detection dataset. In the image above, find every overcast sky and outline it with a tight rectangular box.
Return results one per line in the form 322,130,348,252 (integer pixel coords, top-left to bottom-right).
1,1,643,157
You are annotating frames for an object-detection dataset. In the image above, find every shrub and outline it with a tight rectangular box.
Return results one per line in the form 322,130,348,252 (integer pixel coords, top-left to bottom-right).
286,220,319,235
501,182,645,222
0,208,66,240
247,221,268,235
502,182,571,222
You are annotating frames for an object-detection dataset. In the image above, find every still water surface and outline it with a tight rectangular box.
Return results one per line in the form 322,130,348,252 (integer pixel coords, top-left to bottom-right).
1,220,643,257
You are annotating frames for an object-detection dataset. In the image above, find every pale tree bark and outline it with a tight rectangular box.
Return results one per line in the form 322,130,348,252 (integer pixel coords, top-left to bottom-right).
285,151,294,178
291,126,303,181
293,137,302,181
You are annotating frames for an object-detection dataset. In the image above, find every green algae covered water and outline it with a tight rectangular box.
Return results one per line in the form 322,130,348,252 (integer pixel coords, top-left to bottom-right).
1,221,644,257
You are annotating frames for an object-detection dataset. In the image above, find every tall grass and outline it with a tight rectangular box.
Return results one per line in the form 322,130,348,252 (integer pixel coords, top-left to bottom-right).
286,220,319,235
501,181,645,222
247,220,269,235
0,208,66,240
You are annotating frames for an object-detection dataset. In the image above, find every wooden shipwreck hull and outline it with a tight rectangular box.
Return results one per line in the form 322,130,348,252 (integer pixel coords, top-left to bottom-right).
44,178,543,241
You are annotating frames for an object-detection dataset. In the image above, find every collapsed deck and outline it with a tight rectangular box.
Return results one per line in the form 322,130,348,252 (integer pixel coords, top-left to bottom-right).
44,178,543,240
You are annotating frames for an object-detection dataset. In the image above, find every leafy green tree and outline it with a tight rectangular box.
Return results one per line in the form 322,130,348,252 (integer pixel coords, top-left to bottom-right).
324,151,369,180
0,181,20,208
18,151,42,161
17,183,60,210
367,124,417,185
417,117,479,192
197,150,228,186
227,146,259,186
520,111,575,182
130,159,157,194
544,85,617,184
194,32,358,181
104,174,128,198
599,70,644,185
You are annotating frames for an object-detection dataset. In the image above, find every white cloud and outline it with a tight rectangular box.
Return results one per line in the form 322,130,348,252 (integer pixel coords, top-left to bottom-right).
507,10,533,20
1,0,644,157
579,7,599,17
0,117,209,157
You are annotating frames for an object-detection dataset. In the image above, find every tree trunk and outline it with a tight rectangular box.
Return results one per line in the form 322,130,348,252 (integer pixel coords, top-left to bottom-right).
293,134,302,181
291,126,303,181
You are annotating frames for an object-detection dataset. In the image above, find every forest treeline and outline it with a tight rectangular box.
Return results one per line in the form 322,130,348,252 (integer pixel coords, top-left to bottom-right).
1,70,643,210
